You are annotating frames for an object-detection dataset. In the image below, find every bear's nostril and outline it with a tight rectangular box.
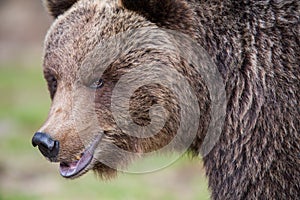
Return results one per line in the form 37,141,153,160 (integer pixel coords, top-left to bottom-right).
32,132,53,148
32,132,59,160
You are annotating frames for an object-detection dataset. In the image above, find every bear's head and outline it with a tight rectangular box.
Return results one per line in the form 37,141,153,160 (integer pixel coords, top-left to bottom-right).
32,0,224,179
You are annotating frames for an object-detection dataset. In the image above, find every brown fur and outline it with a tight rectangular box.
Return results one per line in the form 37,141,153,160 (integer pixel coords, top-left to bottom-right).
43,0,78,18
36,0,300,199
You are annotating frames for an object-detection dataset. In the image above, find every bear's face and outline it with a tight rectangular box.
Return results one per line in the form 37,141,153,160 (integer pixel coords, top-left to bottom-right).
33,0,211,179
40,0,156,178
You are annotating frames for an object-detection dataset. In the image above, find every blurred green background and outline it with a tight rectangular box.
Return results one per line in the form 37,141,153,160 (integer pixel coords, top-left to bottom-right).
0,0,209,199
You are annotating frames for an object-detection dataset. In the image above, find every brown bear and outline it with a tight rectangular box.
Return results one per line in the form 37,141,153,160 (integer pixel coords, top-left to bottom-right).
32,0,300,199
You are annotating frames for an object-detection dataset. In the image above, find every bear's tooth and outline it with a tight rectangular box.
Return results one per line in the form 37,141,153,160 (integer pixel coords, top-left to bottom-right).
75,155,81,160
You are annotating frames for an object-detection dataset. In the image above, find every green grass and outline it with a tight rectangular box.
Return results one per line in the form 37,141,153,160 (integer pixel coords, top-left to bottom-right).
0,63,50,128
0,62,210,200
0,192,39,200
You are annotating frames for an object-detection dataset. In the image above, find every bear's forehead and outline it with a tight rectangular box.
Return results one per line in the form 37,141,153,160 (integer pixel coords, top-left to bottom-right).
43,0,153,76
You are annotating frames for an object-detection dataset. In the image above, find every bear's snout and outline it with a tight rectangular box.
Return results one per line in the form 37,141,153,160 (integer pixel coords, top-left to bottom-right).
32,132,59,161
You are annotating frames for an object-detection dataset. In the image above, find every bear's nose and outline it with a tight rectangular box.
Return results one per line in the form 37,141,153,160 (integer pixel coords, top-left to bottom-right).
32,132,59,160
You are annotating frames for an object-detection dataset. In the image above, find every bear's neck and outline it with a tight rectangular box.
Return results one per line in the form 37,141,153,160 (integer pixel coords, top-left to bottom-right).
192,1,299,199
142,1,299,199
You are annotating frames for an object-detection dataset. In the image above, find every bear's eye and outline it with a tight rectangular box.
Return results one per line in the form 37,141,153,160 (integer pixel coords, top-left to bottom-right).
48,75,57,99
44,69,58,99
89,78,104,89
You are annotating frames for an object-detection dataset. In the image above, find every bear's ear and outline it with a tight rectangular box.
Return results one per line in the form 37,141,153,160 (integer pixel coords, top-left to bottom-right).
119,0,194,31
43,0,78,18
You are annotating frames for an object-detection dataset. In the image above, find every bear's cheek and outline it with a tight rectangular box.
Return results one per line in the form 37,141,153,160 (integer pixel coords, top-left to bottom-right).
92,82,117,130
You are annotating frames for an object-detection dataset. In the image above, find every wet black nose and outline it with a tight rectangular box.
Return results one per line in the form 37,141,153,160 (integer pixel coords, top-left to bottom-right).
32,132,59,160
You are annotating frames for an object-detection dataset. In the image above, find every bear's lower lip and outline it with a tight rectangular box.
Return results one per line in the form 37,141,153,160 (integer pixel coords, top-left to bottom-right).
59,134,103,178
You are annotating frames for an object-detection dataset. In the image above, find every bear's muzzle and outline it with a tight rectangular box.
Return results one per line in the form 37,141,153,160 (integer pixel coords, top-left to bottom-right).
32,132,59,161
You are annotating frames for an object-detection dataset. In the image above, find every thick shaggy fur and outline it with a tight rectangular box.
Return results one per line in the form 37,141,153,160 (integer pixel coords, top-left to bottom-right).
37,0,299,199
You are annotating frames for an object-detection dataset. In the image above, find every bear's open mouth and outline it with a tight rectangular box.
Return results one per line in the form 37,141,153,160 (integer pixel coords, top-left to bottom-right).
59,134,103,178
